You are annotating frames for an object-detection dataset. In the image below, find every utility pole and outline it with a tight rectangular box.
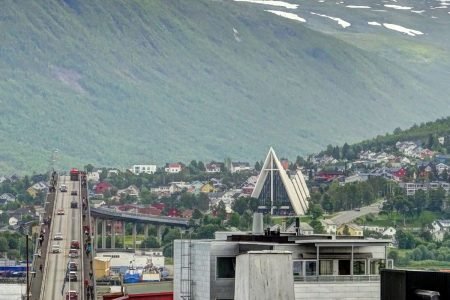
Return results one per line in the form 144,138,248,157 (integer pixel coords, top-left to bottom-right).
26,235,29,300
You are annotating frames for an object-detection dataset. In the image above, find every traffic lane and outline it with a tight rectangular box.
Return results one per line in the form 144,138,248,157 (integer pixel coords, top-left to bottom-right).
331,205,380,225
44,176,67,300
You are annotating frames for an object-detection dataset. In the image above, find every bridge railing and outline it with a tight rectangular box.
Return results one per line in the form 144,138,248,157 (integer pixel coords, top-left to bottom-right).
90,208,189,226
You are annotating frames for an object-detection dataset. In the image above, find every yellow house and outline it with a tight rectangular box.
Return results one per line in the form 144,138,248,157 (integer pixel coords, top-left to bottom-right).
200,183,215,193
337,223,363,237
26,187,38,198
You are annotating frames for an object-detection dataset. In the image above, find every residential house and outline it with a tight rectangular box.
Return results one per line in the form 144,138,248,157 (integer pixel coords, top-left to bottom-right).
200,183,215,193
337,223,363,237
301,222,314,235
130,164,157,175
87,171,100,182
26,181,48,198
205,162,222,173
344,173,369,185
321,219,337,235
117,185,140,199
0,193,16,204
0,176,7,184
382,227,396,238
436,163,449,175
107,169,120,177
165,163,183,173
95,182,113,195
230,162,252,173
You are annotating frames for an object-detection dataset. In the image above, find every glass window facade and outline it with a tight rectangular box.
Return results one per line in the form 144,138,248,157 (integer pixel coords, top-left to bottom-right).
257,171,293,214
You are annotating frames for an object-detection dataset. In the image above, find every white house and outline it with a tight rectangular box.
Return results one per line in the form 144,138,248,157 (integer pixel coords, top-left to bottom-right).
206,163,221,173
382,227,396,237
321,219,337,235
130,164,157,175
165,163,182,173
87,171,100,182
230,162,251,173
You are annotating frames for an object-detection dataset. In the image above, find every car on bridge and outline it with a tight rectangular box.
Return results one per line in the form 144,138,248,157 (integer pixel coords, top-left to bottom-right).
66,290,79,300
54,232,63,240
65,271,78,282
69,249,79,258
71,190,77,196
71,240,80,249
68,261,78,271
57,209,65,215
51,244,61,253
60,184,68,192
71,199,78,208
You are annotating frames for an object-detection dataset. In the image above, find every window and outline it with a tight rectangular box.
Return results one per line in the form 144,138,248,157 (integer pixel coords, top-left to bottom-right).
305,261,317,276
216,257,236,278
353,260,366,275
319,260,333,275
293,260,303,276
338,260,350,275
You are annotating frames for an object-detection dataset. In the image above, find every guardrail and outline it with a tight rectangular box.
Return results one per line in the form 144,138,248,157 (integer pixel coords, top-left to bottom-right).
90,208,189,226
294,275,381,282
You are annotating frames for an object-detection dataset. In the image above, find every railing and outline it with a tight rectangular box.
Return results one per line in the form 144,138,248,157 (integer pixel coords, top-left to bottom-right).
294,275,381,282
91,208,189,226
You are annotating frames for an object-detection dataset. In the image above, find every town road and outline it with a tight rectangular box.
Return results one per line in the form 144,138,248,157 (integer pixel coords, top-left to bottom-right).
330,201,382,226
42,176,83,300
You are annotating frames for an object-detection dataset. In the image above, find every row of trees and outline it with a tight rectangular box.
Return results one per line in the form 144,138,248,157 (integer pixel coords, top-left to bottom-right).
0,232,33,261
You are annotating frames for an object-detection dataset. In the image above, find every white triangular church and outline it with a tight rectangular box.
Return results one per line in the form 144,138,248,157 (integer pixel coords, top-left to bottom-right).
251,147,310,215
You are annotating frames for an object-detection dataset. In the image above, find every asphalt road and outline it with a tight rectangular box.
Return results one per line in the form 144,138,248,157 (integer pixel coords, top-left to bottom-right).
330,201,382,226
42,176,83,300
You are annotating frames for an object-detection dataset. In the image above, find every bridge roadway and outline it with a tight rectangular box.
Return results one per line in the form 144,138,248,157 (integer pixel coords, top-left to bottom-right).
90,207,190,227
41,176,84,300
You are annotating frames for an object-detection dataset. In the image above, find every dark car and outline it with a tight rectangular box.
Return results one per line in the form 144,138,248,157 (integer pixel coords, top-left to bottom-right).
68,262,78,271
65,271,77,282
71,190,77,196
71,200,78,208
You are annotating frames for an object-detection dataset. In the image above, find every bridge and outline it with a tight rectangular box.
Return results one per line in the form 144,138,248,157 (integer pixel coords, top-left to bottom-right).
28,171,191,300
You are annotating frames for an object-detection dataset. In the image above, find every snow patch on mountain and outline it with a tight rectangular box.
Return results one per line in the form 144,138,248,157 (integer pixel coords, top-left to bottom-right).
310,12,351,28
384,4,413,10
383,23,423,36
233,0,298,9
346,5,371,8
266,10,306,22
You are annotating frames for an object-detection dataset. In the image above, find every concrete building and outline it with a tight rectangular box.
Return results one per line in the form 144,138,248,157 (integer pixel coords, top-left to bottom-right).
174,218,392,300
131,164,157,175
96,249,165,275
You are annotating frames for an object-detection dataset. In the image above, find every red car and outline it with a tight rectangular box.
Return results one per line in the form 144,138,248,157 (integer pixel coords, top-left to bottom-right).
71,240,80,249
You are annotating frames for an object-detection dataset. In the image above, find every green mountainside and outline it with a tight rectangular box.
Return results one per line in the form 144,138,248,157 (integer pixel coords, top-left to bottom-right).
0,0,449,173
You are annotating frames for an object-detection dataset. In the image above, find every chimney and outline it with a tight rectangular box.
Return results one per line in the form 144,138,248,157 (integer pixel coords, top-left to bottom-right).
252,213,264,235
296,217,301,236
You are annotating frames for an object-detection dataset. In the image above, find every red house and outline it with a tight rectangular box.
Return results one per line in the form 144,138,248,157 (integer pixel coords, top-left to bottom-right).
95,182,113,194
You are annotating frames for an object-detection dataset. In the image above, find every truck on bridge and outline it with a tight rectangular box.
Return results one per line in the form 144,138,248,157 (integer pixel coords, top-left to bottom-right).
70,168,79,181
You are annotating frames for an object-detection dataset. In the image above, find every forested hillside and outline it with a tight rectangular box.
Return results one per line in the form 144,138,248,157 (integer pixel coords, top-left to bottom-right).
1,0,449,173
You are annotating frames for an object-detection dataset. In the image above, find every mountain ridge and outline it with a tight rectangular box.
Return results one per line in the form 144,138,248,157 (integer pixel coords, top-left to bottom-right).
0,0,449,173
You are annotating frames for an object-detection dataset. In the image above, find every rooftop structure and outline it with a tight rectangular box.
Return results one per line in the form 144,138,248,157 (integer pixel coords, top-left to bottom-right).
174,215,392,300
251,147,310,215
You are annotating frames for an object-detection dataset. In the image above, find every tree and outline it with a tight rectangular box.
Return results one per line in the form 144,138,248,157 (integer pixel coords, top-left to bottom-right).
140,237,160,249
396,230,416,249
321,193,334,213
254,161,261,171
309,204,323,220
197,193,210,211
84,164,94,173
8,237,18,249
310,220,324,234
216,201,227,221
232,197,248,215
0,237,8,253
342,225,350,235
192,209,203,220
194,224,221,239
162,229,181,246
228,213,240,227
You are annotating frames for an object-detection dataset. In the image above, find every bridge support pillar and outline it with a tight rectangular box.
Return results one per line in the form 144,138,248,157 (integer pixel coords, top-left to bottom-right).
156,225,165,244
111,221,116,249
123,221,126,249
102,219,107,249
144,224,149,238
132,223,137,250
